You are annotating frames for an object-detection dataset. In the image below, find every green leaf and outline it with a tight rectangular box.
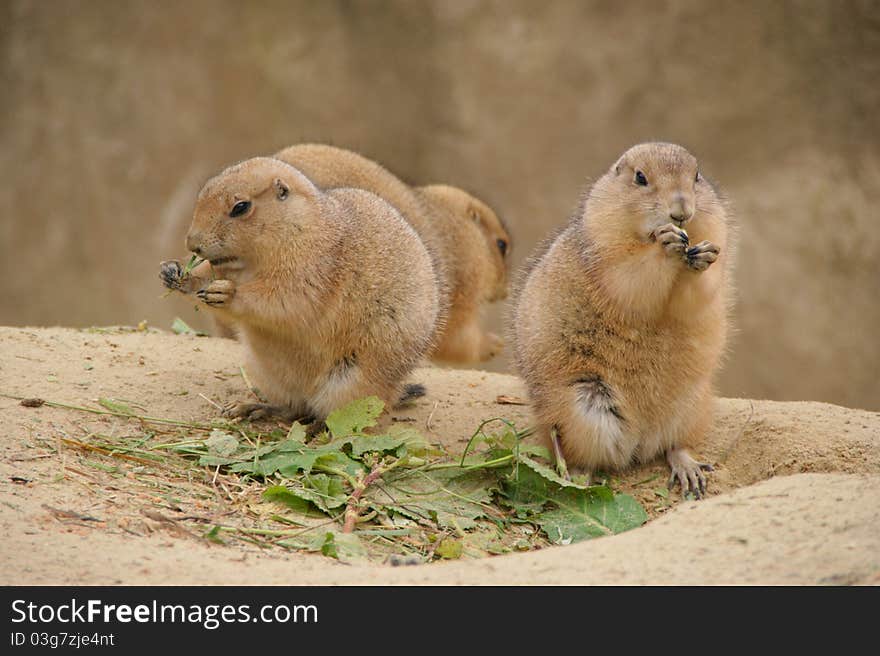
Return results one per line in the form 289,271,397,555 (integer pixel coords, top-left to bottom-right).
518,443,553,460
371,468,496,530
198,454,243,467
435,537,463,559
182,254,206,276
329,424,431,458
204,525,224,544
270,438,314,453
264,478,348,514
263,485,317,514
500,461,555,514
517,454,591,490
320,532,338,558
535,488,648,544
301,474,349,511
348,434,409,457
277,530,331,553
387,425,441,458
314,451,365,479
277,442,354,478
171,317,197,335
325,396,385,438
285,422,308,444
232,439,347,477
231,451,303,476
205,429,239,457
323,531,367,563
501,462,613,518
279,530,367,563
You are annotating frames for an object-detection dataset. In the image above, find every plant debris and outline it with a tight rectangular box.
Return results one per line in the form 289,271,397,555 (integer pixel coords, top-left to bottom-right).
171,317,208,336
28,394,648,564
495,395,529,406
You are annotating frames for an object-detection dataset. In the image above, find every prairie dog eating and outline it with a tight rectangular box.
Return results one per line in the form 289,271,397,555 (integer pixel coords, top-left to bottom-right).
512,142,734,497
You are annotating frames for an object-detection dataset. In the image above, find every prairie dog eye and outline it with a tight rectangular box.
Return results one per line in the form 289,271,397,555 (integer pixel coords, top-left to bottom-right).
229,200,251,218
496,238,508,257
695,171,702,183
634,170,648,186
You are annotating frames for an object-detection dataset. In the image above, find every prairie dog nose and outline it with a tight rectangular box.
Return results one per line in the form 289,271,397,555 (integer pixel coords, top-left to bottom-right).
668,193,694,224
186,232,202,254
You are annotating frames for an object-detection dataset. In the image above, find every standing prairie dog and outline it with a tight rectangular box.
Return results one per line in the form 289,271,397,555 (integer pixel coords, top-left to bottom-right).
160,157,439,423
513,142,733,498
273,144,511,363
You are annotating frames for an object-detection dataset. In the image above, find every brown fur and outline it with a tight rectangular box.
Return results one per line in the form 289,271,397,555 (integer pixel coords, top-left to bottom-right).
160,157,439,421
415,184,509,362
512,143,735,496
273,144,510,363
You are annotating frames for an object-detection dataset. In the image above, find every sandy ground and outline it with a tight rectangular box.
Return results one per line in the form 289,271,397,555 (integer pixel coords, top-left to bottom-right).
1,326,878,585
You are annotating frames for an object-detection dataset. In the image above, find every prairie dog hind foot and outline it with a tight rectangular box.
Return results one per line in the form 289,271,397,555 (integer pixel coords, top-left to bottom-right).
666,447,714,499
398,383,427,405
223,402,314,425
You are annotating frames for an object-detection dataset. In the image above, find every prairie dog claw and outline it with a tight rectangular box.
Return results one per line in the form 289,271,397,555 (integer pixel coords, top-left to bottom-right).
667,448,714,499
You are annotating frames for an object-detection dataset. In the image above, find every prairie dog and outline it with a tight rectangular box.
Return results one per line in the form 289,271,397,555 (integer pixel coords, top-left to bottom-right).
513,142,733,498
416,184,510,362
273,143,510,363
160,157,439,422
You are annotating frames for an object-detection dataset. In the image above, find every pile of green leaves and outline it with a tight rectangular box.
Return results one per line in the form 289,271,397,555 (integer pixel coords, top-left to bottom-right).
174,397,648,563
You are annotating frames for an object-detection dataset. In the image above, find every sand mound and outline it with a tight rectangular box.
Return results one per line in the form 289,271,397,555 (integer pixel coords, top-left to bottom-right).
1,327,877,584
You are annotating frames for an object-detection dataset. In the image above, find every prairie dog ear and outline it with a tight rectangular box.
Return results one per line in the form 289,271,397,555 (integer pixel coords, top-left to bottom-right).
468,205,482,224
274,178,290,201
613,156,626,176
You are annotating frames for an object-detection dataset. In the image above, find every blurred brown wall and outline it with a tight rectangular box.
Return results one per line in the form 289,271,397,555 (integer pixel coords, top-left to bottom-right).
1,0,878,410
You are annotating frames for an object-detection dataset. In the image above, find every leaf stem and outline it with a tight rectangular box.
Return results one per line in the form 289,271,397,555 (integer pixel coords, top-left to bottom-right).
343,463,387,533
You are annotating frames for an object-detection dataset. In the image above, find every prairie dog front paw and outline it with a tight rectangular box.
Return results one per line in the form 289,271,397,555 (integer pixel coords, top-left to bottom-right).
685,241,720,272
159,260,185,291
652,223,689,258
196,279,236,307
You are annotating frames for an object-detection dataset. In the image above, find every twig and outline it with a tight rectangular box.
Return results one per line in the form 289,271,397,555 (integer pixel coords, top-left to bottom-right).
1,394,217,430
42,504,103,523
343,463,387,533
239,366,267,402
218,517,340,538
425,400,439,432
459,417,519,466
199,393,224,411
59,437,167,468
495,395,528,406
550,427,569,480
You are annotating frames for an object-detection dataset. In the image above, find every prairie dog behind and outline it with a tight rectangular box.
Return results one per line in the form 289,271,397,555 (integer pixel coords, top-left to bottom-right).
274,143,510,363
